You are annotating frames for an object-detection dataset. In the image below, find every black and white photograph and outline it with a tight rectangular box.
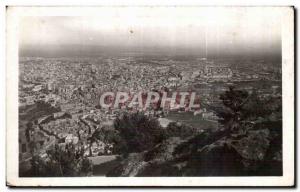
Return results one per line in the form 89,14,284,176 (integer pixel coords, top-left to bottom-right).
5,6,294,187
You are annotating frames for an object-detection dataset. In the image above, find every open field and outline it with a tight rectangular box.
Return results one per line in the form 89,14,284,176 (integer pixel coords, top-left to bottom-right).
166,111,218,130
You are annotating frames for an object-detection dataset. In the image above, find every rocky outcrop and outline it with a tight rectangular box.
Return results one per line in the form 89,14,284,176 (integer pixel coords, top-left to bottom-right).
107,128,282,177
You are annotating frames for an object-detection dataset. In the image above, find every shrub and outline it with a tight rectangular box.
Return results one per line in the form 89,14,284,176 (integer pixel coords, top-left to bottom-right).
27,143,93,177
114,112,165,155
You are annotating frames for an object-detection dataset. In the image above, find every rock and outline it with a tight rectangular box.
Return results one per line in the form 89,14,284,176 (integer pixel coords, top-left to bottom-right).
107,128,281,177
107,137,183,176
144,137,183,162
106,153,147,176
181,139,245,176
228,129,270,161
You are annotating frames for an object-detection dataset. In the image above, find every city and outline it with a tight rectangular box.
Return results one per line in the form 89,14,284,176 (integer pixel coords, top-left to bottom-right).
18,55,282,176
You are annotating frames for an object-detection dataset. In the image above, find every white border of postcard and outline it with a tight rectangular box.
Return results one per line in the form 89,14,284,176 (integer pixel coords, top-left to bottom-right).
6,6,294,187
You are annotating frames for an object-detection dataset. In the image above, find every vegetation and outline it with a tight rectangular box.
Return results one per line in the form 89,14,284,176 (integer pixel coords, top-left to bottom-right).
113,112,165,155
26,143,93,177
108,86,283,176
216,86,282,135
164,122,199,139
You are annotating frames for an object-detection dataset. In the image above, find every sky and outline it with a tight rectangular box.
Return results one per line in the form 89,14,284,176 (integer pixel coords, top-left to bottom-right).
19,7,282,57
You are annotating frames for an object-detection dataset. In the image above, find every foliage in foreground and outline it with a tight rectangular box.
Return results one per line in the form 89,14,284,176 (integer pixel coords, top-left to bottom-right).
113,112,166,155
27,143,93,177
108,87,283,176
